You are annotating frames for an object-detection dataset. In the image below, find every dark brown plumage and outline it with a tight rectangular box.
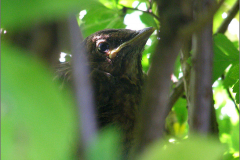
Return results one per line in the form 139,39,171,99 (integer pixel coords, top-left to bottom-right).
57,27,154,153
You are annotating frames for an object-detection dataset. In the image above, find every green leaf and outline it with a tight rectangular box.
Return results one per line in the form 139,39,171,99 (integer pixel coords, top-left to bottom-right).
139,135,224,160
224,64,239,89
232,41,239,49
173,98,188,124
186,56,193,66
228,64,239,81
213,81,232,135
2,0,87,30
142,54,150,72
165,98,188,137
213,44,230,82
222,60,239,105
99,0,118,9
80,1,126,38
223,64,239,103
118,0,140,8
231,122,239,152
223,153,239,160
214,34,239,59
1,43,77,160
142,35,157,72
173,55,181,79
213,7,224,33
87,127,122,160
218,117,232,135
213,34,239,82
139,13,158,28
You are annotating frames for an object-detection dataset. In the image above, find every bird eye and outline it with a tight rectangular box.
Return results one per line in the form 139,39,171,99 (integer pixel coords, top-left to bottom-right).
97,42,110,53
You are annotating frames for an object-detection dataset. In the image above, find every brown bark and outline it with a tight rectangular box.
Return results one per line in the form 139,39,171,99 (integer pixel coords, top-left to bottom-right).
188,0,215,133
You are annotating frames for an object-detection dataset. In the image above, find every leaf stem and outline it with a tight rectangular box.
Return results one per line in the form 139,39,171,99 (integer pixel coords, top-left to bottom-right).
227,87,239,113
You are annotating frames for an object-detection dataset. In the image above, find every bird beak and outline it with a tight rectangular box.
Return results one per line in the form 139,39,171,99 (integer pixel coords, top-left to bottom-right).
109,27,155,59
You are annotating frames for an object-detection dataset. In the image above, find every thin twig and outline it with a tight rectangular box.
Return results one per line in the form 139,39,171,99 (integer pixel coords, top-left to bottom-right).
167,78,184,111
216,0,239,34
227,87,239,113
221,75,240,113
178,0,193,109
68,15,97,150
122,6,161,21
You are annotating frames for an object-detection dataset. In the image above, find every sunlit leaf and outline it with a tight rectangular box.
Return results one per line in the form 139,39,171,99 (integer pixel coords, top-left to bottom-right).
139,13,158,28
142,54,150,72
223,153,239,160
173,55,181,79
139,135,224,160
214,34,239,59
228,64,239,81
231,122,239,152
99,0,118,9
213,6,224,33
232,41,239,49
232,81,239,104
142,35,157,72
224,64,239,88
213,34,239,82
118,0,140,8
173,98,188,125
213,81,232,135
80,1,126,37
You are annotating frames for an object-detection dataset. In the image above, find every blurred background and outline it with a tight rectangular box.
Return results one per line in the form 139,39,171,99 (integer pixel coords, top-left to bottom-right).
1,0,239,159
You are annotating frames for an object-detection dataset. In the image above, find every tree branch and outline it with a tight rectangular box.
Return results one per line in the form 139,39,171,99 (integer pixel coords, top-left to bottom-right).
188,0,215,133
135,35,183,152
168,0,238,112
216,0,239,34
179,0,224,37
68,15,97,151
132,0,192,155
167,78,185,110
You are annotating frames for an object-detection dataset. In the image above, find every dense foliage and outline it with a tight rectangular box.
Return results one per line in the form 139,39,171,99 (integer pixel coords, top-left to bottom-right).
1,0,239,159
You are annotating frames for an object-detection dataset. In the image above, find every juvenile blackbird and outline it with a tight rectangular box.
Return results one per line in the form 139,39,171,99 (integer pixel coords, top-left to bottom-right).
58,27,154,153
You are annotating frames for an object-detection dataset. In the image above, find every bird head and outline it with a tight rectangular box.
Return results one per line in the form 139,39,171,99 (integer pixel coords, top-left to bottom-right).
83,27,155,80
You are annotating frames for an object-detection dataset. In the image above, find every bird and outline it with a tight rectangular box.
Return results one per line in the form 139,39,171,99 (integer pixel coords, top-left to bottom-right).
57,27,154,154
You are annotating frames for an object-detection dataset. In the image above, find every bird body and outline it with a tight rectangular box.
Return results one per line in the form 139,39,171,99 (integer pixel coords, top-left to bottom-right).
58,27,154,153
